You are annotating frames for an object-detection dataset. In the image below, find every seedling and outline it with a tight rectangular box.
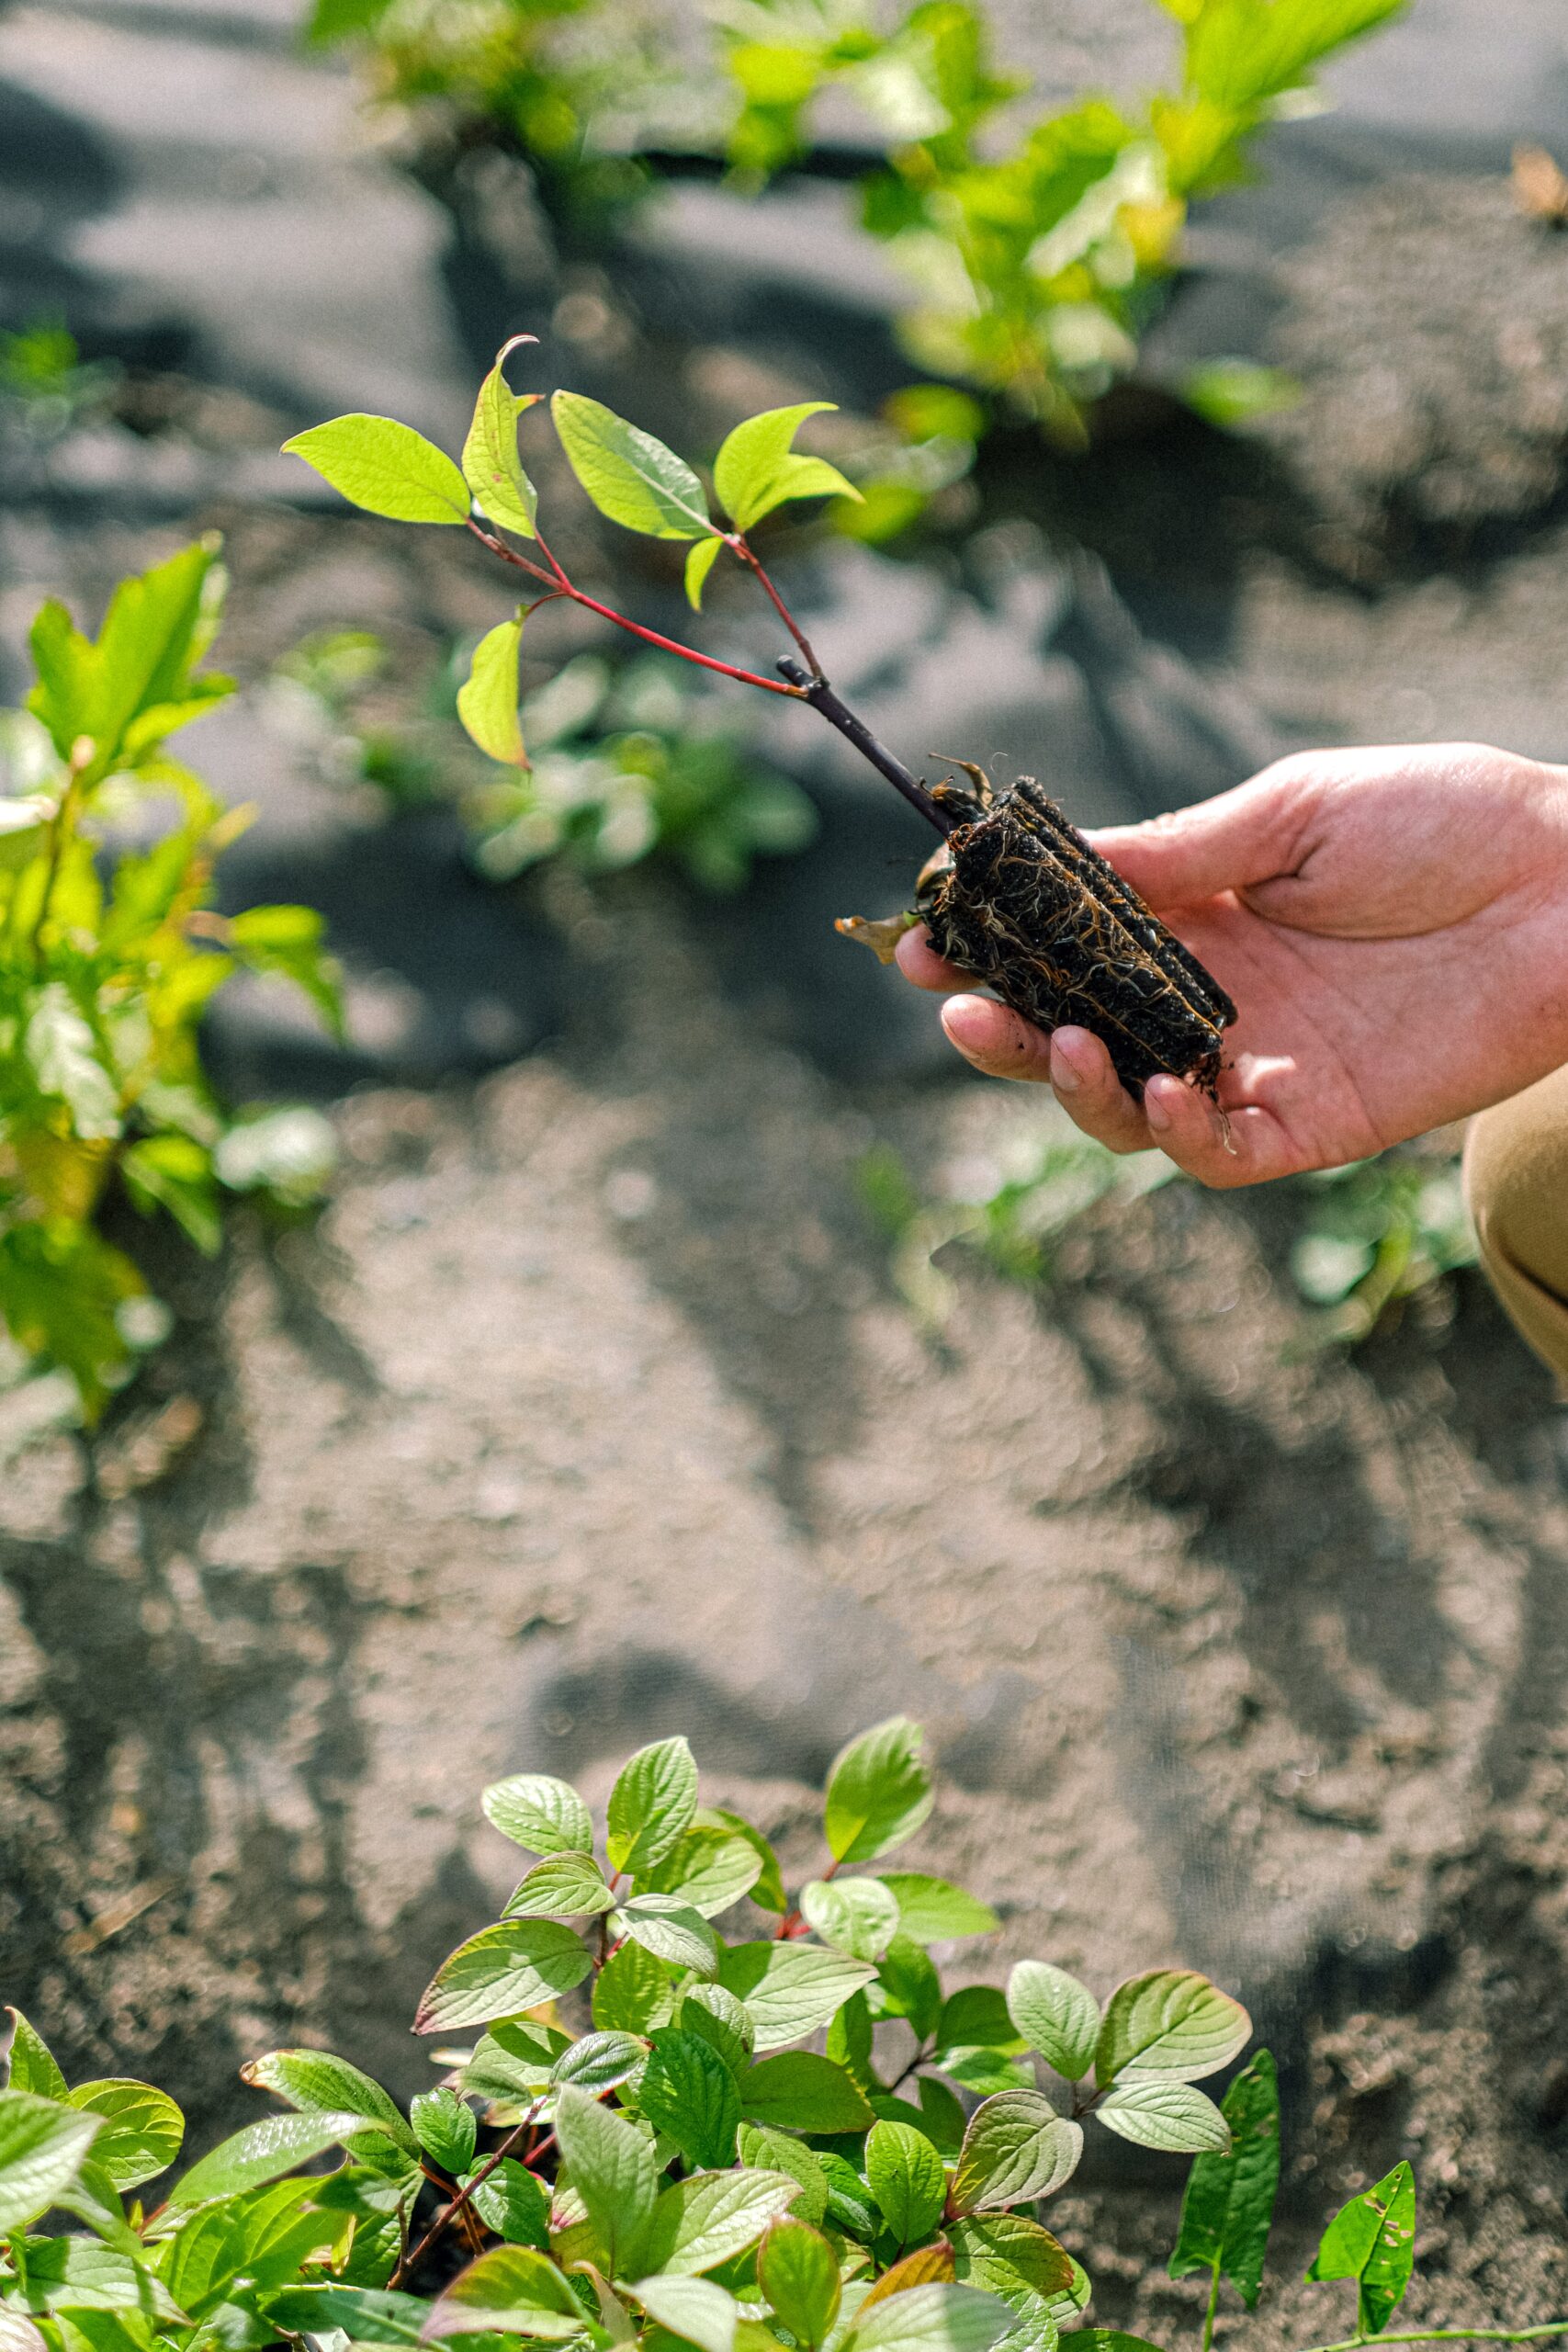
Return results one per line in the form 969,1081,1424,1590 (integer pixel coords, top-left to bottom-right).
284,345,1235,1095
3,1718,1562,2352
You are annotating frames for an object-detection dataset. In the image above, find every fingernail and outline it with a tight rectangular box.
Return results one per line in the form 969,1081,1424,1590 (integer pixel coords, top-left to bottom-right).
1050,1042,1081,1093
1144,1084,1173,1134
942,997,992,1055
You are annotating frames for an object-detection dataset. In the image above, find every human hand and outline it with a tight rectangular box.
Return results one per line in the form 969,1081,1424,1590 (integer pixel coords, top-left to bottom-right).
897,743,1568,1187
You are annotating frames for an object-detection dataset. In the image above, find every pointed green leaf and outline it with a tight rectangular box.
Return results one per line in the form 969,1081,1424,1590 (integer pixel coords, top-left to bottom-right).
737,2126,828,2225
0,2090,100,2230
594,1938,679,2035
1093,1973,1250,2087
801,1876,900,1962
875,1939,943,2042
504,1852,615,1918
551,393,712,540
1095,2079,1229,2154
607,1737,700,1875
1006,1965,1100,2086
457,617,525,766
700,1809,787,1915
824,1719,932,1866
1168,2049,1279,2308
615,1894,719,1978
717,1943,877,2052
952,2091,1082,2213
463,339,540,538
948,2216,1076,2307
879,1876,999,1942
637,2169,802,2276
1306,2161,1416,2336
283,414,470,524
632,2274,738,2352
553,2083,658,2275
266,2285,429,2346
411,2086,477,2177
758,2218,840,2347
26,984,119,1141
165,2109,367,2207
64,2084,183,2191
413,1919,592,2033
552,2032,649,2095
5,2010,69,2103
640,1826,762,1919
739,2052,874,2136
864,2120,945,2245
468,2155,552,2247
847,2282,1012,2352
714,404,861,533
681,1986,754,2074
640,2030,743,2171
426,2245,585,2339
684,537,725,610
482,1772,594,1857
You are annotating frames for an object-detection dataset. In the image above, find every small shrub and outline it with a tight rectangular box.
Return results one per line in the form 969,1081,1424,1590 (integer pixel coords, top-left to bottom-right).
1,1719,1554,2352
0,538,342,1414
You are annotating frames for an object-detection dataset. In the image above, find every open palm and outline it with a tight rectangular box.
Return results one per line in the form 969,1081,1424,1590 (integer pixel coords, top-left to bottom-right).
897,745,1568,1187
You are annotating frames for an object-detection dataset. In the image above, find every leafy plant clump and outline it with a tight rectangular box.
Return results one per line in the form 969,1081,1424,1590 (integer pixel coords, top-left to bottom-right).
308,0,1405,443
270,631,817,893
0,539,343,1413
283,345,1233,1095
3,1719,1559,2352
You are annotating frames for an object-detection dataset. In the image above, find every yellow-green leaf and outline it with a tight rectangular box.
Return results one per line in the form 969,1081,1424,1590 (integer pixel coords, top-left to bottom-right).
551,392,712,539
281,414,470,525
714,403,861,532
457,618,525,766
463,337,541,539
684,536,726,609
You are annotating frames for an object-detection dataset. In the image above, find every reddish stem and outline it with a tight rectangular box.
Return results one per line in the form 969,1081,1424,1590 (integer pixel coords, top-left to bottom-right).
730,537,823,680
466,519,804,698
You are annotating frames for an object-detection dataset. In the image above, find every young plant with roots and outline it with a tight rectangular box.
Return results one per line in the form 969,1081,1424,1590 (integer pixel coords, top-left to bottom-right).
282,341,1235,1099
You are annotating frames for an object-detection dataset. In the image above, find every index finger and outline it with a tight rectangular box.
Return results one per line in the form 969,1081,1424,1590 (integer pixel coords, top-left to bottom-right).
894,924,972,992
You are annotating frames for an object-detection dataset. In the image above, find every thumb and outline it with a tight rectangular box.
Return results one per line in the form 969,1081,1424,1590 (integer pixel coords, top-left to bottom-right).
1086,762,1323,912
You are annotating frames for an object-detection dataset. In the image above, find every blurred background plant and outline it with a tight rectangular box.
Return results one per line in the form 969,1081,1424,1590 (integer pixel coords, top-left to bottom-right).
0,318,121,449
0,542,341,1418
860,1121,1475,1346
310,0,1402,444
270,631,820,893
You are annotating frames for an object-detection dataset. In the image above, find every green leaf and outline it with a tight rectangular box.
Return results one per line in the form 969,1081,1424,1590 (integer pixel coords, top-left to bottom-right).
631,2275,738,2352
14,2236,177,2320
5,2010,69,2102
824,1719,932,1866
1006,1966,1099,2086
414,1920,592,2033
552,2032,649,2095
165,2109,367,2207
817,2149,879,2241
1095,2080,1229,2154
411,2086,476,2177
281,415,470,526
463,338,540,539
225,903,344,1039
739,2053,874,2136
551,393,712,541
878,1876,998,1942
937,1989,1024,2053
1184,0,1405,109
607,1736,700,1874
680,1987,754,2075
864,2121,945,2245
53,2155,140,2256
266,2285,428,2346
951,2091,1082,2214
1306,2160,1416,2336
801,1877,900,1962
758,2218,841,2346
947,2216,1077,2307
594,1939,679,2036
916,2075,968,2156
460,2018,568,2104
468,2155,552,2248
504,1853,615,1918
553,2083,658,2276
641,2030,744,2170
26,984,119,1141
640,1827,763,1919
701,1809,787,1915
426,2245,585,2339
615,1894,719,1978
120,1136,221,1257
0,2090,100,2229
457,618,525,766
1093,1973,1250,2087
482,1773,594,1857
637,2169,802,2276
737,2126,827,2225
846,2282,1012,2352
713,405,861,533
717,1944,878,2052
1068,2336,1168,2352
64,2084,183,2191
874,1939,942,2043
1168,2049,1279,2308
684,537,726,611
